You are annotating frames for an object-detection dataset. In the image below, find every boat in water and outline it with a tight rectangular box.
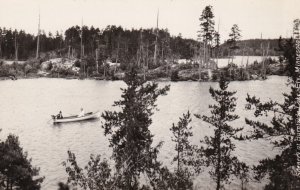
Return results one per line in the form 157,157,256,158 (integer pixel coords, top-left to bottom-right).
51,111,100,124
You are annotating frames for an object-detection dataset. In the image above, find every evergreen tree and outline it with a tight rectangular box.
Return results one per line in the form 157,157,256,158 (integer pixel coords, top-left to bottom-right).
228,24,241,49
245,32,300,189
198,5,215,80
198,5,215,65
58,182,70,190
198,5,215,45
195,75,248,190
63,151,114,190
227,24,241,61
213,31,221,59
169,111,199,190
0,134,44,190
101,68,170,189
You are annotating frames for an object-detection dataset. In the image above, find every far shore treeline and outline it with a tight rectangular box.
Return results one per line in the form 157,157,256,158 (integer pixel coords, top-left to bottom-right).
0,26,281,61
0,25,287,82
0,4,289,82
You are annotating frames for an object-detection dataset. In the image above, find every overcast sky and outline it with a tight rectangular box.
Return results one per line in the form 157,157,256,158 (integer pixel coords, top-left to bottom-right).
0,0,299,42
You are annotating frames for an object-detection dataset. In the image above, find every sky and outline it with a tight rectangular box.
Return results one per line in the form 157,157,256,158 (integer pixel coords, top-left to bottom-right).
0,0,299,42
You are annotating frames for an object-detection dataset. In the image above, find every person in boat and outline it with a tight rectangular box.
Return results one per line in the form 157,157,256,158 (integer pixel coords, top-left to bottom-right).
56,111,63,119
78,108,85,117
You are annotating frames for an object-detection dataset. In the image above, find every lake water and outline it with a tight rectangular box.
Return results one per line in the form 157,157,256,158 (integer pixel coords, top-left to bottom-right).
217,55,278,68
0,76,289,189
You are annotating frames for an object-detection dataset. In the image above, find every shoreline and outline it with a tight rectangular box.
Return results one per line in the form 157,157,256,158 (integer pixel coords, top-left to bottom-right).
0,74,288,82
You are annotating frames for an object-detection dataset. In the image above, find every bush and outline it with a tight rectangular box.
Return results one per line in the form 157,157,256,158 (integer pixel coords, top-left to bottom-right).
74,60,81,68
178,63,193,70
171,70,179,81
0,64,10,77
119,62,129,71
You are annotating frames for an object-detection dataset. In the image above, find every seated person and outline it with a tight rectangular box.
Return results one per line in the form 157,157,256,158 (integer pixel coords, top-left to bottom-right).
78,108,85,117
56,111,63,119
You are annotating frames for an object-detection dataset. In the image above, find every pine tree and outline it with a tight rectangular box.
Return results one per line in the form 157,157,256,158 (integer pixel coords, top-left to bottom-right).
227,24,241,63
245,33,300,189
169,111,199,190
101,68,170,189
195,75,248,190
0,134,44,190
213,31,221,59
198,5,215,64
63,151,114,190
228,24,241,49
198,5,215,45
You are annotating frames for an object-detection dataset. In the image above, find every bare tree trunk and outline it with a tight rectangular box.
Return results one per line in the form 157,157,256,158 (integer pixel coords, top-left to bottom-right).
154,10,159,66
116,35,120,63
161,45,164,64
6,177,9,190
146,41,149,68
96,49,99,74
199,43,203,81
36,12,40,59
14,33,18,61
68,45,71,59
0,34,2,58
216,128,221,190
104,63,106,78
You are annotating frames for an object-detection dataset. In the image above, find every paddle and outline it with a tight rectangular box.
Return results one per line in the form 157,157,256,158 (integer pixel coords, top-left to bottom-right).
46,117,54,124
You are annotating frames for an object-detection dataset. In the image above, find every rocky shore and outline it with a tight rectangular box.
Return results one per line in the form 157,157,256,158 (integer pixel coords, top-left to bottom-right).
0,57,288,82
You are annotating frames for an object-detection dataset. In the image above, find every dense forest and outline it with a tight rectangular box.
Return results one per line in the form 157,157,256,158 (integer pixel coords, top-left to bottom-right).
0,26,197,63
219,39,281,57
0,26,281,63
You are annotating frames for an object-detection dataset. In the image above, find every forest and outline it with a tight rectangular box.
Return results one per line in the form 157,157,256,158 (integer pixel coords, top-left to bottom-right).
0,26,196,62
0,25,280,63
0,25,285,82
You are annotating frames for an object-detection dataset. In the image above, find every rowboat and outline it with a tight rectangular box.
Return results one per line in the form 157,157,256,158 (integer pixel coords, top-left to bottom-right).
52,111,100,124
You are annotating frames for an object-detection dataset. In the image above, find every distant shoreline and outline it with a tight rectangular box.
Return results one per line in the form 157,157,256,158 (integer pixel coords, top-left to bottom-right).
0,74,288,83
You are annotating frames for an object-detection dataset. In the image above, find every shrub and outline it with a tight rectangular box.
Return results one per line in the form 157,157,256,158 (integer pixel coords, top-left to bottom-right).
171,70,179,81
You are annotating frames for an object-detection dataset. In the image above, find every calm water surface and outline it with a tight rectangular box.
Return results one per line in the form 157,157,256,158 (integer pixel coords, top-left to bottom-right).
0,76,289,189
217,55,278,68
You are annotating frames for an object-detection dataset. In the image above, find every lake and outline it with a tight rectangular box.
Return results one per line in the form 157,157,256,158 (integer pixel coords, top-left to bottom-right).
217,55,278,68
0,76,289,189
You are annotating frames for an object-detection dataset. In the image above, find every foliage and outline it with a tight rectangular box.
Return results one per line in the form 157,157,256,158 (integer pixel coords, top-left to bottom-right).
244,29,300,189
195,75,249,190
278,37,296,81
0,27,62,60
0,134,44,190
169,111,200,189
58,182,70,190
198,5,215,44
219,39,281,57
170,69,179,81
228,24,242,50
101,68,170,189
0,25,197,69
63,151,114,190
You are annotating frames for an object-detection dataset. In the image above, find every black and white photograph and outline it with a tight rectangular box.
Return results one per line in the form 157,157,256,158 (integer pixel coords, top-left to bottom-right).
0,0,299,189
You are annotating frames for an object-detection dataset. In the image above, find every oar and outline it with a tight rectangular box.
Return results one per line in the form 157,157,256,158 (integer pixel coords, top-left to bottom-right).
46,117,53,124
47,115,57,124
